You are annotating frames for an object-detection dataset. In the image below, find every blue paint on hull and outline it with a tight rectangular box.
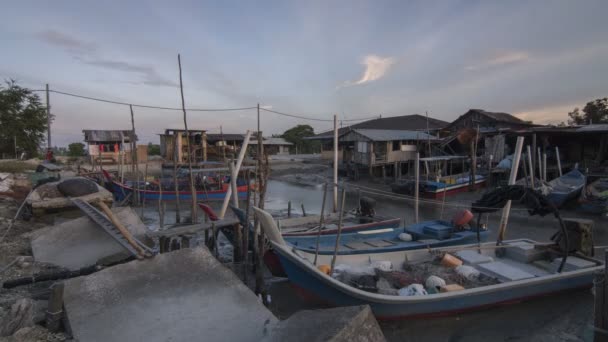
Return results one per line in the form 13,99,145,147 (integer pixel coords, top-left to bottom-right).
275,244,597,318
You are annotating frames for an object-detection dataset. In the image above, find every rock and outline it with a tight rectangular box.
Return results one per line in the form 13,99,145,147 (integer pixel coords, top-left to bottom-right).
0,299,35,337
15,256,33,269
56,178,98,197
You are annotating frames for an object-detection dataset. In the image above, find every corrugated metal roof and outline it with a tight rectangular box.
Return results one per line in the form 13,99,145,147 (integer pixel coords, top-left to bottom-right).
350,129,439,141
82,130,136,142
307,114,448,140
576,124,608,132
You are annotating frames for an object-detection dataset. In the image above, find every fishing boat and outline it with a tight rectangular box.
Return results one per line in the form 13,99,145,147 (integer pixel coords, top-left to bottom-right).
392,156,486,199
579,178,608,215
282,220,487,255
252,207,486,276
112,180,249,202
220,205,401,252
546,169,586,207
253,206,603,319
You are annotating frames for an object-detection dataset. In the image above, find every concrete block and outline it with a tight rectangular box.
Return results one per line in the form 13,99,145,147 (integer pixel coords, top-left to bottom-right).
63,247,277,342
263,305,385,342
477,261,535,282
455,250,494,265
31,207,148,270
505,241,547,263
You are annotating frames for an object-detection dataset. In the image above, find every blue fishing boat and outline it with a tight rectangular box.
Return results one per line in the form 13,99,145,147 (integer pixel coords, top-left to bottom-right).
546,169,586,207
257,208,487,276
253,207,603,319
111,180,249,202
283,220,487,255
579,178,608,215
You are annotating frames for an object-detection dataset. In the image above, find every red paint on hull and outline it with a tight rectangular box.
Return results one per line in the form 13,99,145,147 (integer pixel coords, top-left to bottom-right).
421,181,486,199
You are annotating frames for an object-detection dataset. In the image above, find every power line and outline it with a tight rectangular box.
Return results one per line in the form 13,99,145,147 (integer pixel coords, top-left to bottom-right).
35,88,382,122
35,89,257,112
260,107,378,122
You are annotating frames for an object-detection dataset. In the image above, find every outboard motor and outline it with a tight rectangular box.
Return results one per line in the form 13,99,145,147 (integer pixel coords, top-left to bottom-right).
359,196,376,218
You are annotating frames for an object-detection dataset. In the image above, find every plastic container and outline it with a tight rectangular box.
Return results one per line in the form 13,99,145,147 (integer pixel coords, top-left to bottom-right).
452,209,474,227
441,253,463,268
317,264,331,275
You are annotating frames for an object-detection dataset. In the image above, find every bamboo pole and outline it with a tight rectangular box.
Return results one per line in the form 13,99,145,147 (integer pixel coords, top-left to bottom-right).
301,203,306,217
219,130,251,218
45,84,52,155
527,146,535,189
141,160,148,218
97,200,146,258
158,169,164,228
313,183,328,265
543,153,547,182
329,188,347,275
556,146,563,177
537,147,542,181
177,54,197,223
243,170,252,280
414,152,420,223
593,249,607,340
120,132,125,183
496,136,524,245
173,132,181,224
333,114,338,212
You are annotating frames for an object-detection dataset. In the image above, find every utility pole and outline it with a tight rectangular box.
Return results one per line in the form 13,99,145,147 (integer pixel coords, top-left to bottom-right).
45,84,52,160
333,114,338,212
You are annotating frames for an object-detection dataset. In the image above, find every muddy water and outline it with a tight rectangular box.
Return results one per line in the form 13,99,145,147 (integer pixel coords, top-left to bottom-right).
142,180,606,341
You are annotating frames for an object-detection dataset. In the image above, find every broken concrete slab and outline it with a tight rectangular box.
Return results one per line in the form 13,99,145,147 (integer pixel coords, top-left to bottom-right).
63,247,277,342
31,207,147,270
263,305,386,342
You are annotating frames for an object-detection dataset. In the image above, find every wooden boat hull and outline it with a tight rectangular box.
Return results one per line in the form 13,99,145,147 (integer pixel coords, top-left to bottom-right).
547,169,585,207
272,239,601,319
421,178,486,199
264,222,488,276
112,181,248,202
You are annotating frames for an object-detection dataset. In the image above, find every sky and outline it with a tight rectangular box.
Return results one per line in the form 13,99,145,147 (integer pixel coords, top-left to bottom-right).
1,0,608,147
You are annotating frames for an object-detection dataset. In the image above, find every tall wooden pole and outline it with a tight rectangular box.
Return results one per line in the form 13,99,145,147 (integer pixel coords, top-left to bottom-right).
313,183,328,266
543,153,547,182
177,54,197,223
497,136,524,245
556,146,563,177
526,145,535,189
537,147,542,181
129,105,137,173
173,132,181,223
329,188,347,275
414,152,420,223
45,84,51,151
333,114,338,212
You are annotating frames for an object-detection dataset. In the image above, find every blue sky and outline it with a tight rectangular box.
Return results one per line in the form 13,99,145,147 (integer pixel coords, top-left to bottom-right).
2,0,608,146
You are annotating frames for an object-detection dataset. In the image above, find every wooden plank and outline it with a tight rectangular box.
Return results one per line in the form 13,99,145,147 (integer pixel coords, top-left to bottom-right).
147,218,240,238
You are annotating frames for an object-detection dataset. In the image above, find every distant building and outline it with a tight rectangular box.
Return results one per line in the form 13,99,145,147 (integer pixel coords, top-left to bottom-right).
307,114,449,161
159,129,207,164
443,109,534,133
341,129,439,177
249,137,293,156
82,129,144,164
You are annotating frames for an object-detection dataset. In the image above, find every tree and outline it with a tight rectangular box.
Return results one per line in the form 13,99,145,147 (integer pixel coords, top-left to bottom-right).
568,97,608,125
281,124,320,154
148,142,160,155
0,80,50,157
68,142,85,157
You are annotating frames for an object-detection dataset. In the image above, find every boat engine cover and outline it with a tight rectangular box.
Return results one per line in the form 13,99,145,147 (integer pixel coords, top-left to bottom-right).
359,197,376,217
